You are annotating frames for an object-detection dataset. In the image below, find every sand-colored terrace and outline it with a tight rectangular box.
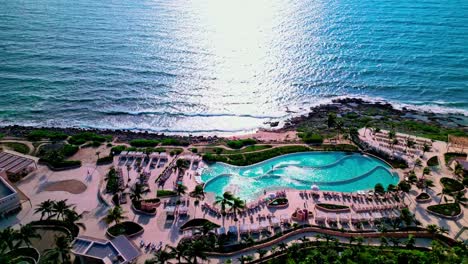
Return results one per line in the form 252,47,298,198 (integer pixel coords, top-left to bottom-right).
1,129,466,264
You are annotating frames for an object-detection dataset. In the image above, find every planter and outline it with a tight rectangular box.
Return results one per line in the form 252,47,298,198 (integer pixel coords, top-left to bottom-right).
106,221,144,238
180,218,220,231
426,203,462,220
131,204,157,216
267,198,289,208
415,193,432,203
316,203,350,212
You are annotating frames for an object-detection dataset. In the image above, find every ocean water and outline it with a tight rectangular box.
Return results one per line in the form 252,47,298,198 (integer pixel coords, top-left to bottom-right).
0,0,467,134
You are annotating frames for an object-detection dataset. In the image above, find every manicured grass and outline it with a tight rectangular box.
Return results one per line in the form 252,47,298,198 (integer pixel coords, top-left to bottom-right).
202,145,311,166
426,156,439,167
180,218,220,230
444,152,467,164
316,203,350,210
107,221,143,237
440,177,464,192
427,203,461,217
156,190,177,197
2,142,30,154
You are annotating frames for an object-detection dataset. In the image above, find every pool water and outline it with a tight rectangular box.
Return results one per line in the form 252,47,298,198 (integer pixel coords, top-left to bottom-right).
201,152,399,201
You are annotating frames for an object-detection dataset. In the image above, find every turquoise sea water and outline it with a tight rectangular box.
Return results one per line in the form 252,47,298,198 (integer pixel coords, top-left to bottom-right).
201,152,399,200
0,0,467,133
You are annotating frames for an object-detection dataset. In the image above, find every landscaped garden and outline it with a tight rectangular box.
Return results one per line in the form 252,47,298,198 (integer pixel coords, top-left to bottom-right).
415,193,431,202
427,203,461,218
316,203,350,211
1,142,30,154
440,177,464,192
426,156,439,167
107,221,144,237
180,219,220,231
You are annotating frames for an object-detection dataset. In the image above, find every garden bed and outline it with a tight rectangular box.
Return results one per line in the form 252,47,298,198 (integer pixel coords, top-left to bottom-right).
427,203,461,219
440,178,464,193
427,156,439,167
180,218,220,231
267,197,289,208
316,203,350,212
415,193,431,203
107,221,144,238
156,190,177,197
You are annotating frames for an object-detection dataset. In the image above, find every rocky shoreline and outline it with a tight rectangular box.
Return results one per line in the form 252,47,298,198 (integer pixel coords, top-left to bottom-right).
0,98,466,143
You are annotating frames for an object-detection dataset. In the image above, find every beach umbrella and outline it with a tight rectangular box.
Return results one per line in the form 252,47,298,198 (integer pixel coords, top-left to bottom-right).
311,184,320,191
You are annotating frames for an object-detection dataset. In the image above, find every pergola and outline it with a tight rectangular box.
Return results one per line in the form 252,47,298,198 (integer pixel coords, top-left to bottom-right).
0,152,36,175
447,135,468,153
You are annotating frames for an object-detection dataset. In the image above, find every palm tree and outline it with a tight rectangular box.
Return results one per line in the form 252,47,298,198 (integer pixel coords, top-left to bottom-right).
389,237,400,247
0,227,19,253
437,188,451,204
278,242,288,252
454,163,464,180
256,248,267,259
185,240,208,264
426,224,439,235
52,200,74,220
96,151,101,160
422,167,431,177
422,144,431,157
145,246,174,264
449,192,467,207
104,206,126,225
42,236,72,264
424,179,435,193
298,236,309,244
34,199,54,220
336,120,344,140
391,138,399,152
130,183,144,202
167,245,184,264
63,209,86,230
241,235,255,246
176,184,187,197
388,130,396,140
214,191,234,216
380,237,389,248
413,158,422,170
327,113,337,129
238,255,251,264
190,184,205,200
405,138,415,152
229,197,245,222
15,224,41,248
405,235,415,249
126,164,131,182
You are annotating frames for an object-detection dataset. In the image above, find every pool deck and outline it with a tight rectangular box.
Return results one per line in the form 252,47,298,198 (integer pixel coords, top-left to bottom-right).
1,130,467,264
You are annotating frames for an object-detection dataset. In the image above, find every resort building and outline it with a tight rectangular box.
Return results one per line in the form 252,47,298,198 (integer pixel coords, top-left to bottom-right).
72,235,141,264
0,170,21,216
0,151,36,177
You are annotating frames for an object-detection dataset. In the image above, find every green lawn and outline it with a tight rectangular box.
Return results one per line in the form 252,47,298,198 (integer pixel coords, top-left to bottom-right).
1,142,30,154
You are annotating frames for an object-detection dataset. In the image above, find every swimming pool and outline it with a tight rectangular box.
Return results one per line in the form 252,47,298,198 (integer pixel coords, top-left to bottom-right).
201,152,399,201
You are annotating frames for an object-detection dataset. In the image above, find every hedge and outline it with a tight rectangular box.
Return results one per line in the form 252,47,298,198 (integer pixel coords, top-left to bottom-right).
226,138,256,149
157,190,177,197
97,155,114,165
130,139,159,147
27,130,68,141
68,132,109,145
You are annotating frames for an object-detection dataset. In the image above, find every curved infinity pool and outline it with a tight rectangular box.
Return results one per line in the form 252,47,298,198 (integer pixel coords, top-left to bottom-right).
201,152,399,201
